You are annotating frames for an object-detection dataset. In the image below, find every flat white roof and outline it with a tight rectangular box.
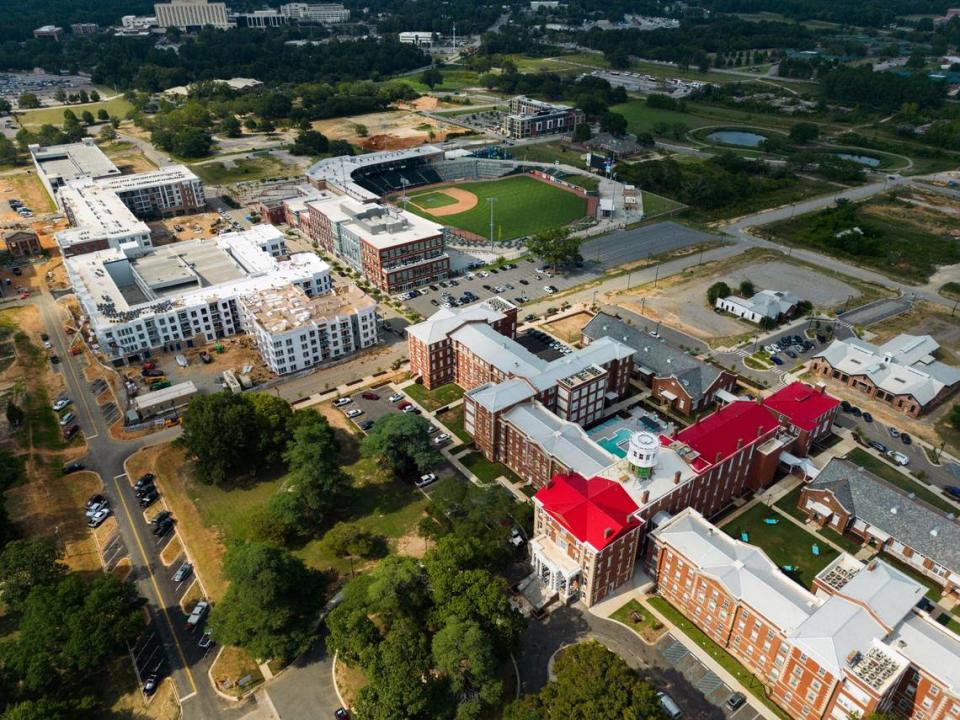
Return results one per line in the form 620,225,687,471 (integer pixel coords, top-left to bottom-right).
57,179,150,245
131,380,198,409
95,164,200,192
30,139,120,184
306,194,443,250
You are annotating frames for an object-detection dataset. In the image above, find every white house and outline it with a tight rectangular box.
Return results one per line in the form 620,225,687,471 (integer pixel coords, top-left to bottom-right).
715,289,802,324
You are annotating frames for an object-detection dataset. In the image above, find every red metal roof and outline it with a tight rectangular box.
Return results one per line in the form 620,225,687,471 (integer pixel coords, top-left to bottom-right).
673,401,780,471
764,382,840,432
535,473,641,550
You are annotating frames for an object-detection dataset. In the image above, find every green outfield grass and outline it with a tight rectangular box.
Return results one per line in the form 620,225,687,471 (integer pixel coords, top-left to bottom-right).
17,97,133,127
403,175,588,241
411,191,459,209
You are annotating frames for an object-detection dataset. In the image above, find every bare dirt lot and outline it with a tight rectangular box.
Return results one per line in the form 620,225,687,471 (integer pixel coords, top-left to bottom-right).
148,211,225,245
0,172,56,223
312,108,459,150
543,311,593,344
622,255,863,342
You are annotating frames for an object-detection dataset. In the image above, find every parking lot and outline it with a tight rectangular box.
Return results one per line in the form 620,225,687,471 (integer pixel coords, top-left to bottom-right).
403,221,716,319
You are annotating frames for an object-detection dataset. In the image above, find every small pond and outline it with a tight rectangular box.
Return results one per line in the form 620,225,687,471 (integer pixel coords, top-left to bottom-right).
706,130,767,147
835,153,881,167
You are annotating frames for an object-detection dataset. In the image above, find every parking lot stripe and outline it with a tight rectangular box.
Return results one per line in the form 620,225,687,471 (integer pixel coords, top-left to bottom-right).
111,474,198,697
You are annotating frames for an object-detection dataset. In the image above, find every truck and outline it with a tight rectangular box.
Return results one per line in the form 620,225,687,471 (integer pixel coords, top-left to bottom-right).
222,370,242,394
238,373,253,390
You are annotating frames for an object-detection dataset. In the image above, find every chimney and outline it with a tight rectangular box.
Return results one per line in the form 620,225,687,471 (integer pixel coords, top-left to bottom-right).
673,471,681,485
867,559,877,571
757,424,765,438
604,527,613,538
641,490,650,503
714,451,722,464
818,383,826,395
737,438,744,450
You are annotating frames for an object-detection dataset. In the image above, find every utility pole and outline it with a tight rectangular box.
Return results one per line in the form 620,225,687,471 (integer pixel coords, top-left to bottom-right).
487,197,497,245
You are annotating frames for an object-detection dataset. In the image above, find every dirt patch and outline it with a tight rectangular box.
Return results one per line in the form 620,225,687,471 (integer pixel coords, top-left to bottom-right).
543,311,593,344
394,525,428,559
4,469,103,573
148,211,226,245
211,645,264,699
125,444,229,601
411,187,478,217
159,535,183,566
312,108,457,150
334,657,369,708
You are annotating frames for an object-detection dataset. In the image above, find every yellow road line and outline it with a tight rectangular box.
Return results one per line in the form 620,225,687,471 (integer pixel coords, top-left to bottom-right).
112,474,198,696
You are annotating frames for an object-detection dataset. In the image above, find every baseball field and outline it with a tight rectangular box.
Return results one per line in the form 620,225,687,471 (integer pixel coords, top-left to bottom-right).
399,175,589,241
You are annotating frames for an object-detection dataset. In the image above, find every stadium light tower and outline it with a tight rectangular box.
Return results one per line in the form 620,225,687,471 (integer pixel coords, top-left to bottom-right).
400,177,410,208
487,197,497,244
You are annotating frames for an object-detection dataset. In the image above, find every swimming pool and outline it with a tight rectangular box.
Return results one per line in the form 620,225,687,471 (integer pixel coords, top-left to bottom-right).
597,427,632,458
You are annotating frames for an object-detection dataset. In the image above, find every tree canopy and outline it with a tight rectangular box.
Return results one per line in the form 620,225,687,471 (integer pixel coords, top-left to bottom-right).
361,413,440,480
527,227,583,270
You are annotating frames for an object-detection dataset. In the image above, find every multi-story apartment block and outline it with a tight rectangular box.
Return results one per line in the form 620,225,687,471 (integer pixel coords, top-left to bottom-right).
56,179,154,257
650,507,960,720
65,225,375,371
811,334,960,417
500,96,585,139
94,165,205,219
305,194,449,293
280,3,350,23
533,473,642,606
799,458,960,595
582,312,738,416
154,0,231,30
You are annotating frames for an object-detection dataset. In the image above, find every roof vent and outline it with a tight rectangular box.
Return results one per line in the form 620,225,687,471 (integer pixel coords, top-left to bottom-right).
890,506,898,515
931,527,940,537
604,527,613,538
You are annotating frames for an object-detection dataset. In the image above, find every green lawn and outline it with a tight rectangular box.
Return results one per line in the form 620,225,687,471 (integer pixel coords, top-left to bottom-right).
410,191,459,209
721,503,839,589
510,142,588,170
773,485,807,522
562,174,601,192
459,451,523,485
403,382,464,411
610,599,663,638
189,156,297,186
648,597,792,720
16,96,134,127
436,403,471,443
761,199,960,284
404,175,589,241
846,448,957,514
643,190,684,216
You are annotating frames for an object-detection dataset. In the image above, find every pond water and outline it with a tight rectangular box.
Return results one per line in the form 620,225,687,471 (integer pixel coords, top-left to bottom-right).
836,153,881,167
706,130,767,147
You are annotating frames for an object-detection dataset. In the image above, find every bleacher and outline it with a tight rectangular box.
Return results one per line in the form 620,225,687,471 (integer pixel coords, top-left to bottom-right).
353,158,517,198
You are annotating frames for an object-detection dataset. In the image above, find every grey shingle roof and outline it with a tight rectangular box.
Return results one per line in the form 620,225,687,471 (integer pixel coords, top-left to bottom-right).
810,457,960,574
582,313,720,403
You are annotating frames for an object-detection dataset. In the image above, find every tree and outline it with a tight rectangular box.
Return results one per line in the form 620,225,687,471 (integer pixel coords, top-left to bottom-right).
789,122,820,144
0,99,10,115
707,281,731,304
5,574,144,694
81,111,95,126
249,392,293,469
220,115,242,138
354,618,436,720
738,279,755,297
328,139,354,157
354,123,368,137
283,410,350,527
180,392,259,485
17,93,39,109
5,399,24,429
325,523,386,560
78,90,89,104
208,542,324,661
90,90,101,102
950,403,960,431
432,618,502,709
599,111,628,136
362,413,440,480
289,129,328,156
1,699,73,720
98,125,117,141
506,641,664,718
527,227,583,270
573,122,591,142
171,127,213,158
420,67,443,89
0,538,65,611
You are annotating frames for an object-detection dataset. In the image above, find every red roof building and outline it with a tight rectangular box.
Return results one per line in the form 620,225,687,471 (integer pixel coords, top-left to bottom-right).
672,401,782,473
763,381,840,455
531,473,642,607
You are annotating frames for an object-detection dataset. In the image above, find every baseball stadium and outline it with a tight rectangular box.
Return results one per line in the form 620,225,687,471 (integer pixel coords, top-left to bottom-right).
306,145,598,242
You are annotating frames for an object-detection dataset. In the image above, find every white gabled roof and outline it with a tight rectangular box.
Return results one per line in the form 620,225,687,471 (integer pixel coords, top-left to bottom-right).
466,378,536,413
792,595,888,676
406,300,511,344
836,559,926,630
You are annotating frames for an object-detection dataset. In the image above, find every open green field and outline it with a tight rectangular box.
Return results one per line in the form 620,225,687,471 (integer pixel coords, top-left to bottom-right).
510,141,587,170
459,451,523,485
643,190,684,216
403,175,589,241
189,156,297,185
17,96,133,127
403,382,463,411
722,503,839,589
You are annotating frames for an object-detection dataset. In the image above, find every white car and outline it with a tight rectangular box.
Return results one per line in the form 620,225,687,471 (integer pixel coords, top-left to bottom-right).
402,405,418,414
479,271,489,278
544,286,556,294
58,411,76,426
388,393,403,403
888,450,910,466
510,528,525,548
346,408,363,418
87,507,110,528
416,473,438,488
333,397,352,407
433,433,450,445
186,600,209,630
175,354,188,368
52,397,71,411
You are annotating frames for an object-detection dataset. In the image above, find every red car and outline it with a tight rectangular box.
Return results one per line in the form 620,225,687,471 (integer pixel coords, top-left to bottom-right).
397,401,412,410
142,361,156,370
361,392,379,400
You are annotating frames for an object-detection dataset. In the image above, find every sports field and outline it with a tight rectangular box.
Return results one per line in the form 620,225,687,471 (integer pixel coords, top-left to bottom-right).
402,175,589,241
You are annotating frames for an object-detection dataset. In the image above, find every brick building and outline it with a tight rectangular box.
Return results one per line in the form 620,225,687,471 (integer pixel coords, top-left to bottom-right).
811,334,960,417
582,312,738,416
532,473,642,607
799,458,960,595
761,381,840,456
650,507,960,720
305,194,449,293
500,96,585,140
3,230,42,258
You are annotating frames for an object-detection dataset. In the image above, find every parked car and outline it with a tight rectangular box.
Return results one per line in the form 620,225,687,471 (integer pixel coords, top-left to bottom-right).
139,488,159,508
840,400,852,412
543,285,557,294
335,709,350,720
901,433,912,445
135,473,155,491
87,507,110,528
199,351,213,364
850,406,862,417
86,494,107,512
770,356,783,366
142,673,160,697
416,473,437,488
403,406,421,414
657,692,683,720
945,486,960,501
433,433,450,445
135,480,156,498
62,424,80,440
52,396,71,411
186,600,209,630
361,392,379,400
862,412,874,423
142,361,156,370
888,426,900,438
199,633,214,649
62,461,85,475
346,408,363,418
869,440,888,454
151,510,172,526
397,401,412,410
141,368,164,377
510,528,525,548
150,380,171,391
888,450,910,466
333,397,352,407
153,517,174,537
58,411,76,426
726,692,747,711
426,425,438,435
388,393,403,403
358,420,375,431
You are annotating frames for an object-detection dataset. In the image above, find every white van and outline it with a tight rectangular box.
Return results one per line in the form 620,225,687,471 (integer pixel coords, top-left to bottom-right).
657,691,683,720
